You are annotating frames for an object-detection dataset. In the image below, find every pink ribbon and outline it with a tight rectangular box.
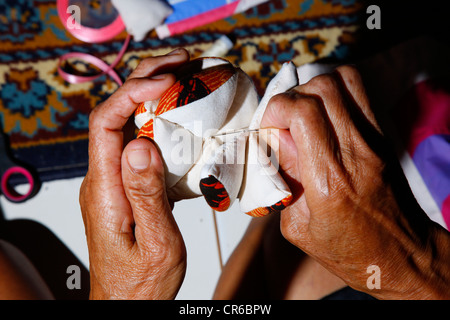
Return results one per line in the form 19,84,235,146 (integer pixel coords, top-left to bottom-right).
57,34,131,86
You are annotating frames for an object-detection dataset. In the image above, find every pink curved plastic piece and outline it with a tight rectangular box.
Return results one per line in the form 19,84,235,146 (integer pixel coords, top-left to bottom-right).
57,0,131,85
57,34,131,86
1,166,35,202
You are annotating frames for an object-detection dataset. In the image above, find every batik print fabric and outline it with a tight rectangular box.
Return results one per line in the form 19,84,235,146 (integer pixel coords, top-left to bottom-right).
134,57,298,217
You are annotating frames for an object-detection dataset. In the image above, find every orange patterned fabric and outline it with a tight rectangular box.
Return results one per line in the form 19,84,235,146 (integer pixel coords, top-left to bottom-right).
199,175,231,212
135,62,235,139
246,194,293,217
137,118,154,139
134,58,294,216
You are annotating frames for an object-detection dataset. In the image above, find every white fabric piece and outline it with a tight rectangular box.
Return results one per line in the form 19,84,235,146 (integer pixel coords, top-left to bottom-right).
134,99,159,129
168,137,221,199
250,61,299,129
159,71,238,137
135,58,300,215
111,0,173,42
238,62,299,213
200,134,247,208
218,70,259,133
239,132,292,212
153,117,203,188
165,65,258,205
296,62,338,85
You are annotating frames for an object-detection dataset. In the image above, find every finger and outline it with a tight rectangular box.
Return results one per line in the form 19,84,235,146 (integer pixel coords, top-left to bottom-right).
334,65,381,131
333,66,388,161
128,48,190,79
294,69,384,165
88,49,190,180
121,138,183,252
85,51,189,244
261,91,342,199
90,74,175,137
89,48,189,155
88,74,176,182
294,73,355,148
259,128,298,180
79,168,136,248
270,128,305,202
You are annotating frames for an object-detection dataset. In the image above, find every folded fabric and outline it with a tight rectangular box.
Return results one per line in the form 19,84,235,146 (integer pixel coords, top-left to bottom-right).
134,57,299,216
111,0,173,41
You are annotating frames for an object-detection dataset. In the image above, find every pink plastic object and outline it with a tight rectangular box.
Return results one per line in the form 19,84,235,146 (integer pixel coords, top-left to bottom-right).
57,34,130,85
57,0,125,43
1,166,35,202
57,0,131,85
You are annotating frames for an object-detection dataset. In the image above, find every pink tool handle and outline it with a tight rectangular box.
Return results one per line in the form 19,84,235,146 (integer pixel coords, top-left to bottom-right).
57,34,131,86
1,166,35,202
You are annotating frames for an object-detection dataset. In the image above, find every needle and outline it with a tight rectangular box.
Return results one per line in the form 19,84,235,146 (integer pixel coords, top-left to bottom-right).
209,128,260,138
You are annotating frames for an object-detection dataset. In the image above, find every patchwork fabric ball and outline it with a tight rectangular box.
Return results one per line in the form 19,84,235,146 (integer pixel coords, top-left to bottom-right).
134,57,299,217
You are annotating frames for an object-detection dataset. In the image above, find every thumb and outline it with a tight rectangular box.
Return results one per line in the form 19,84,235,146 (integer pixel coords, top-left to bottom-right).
121,138,181,250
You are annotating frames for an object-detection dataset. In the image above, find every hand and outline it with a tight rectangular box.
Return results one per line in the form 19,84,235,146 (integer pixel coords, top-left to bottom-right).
79,49,190,299
261,66,450,299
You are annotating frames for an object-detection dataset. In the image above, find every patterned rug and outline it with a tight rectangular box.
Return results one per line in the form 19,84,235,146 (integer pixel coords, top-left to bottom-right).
0,0,364,184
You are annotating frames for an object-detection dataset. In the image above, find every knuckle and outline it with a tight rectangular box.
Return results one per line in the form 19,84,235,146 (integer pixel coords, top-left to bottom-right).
306,73,339,93
126,186,169,222
122,77,141,92
294,95,323,123
365,152,386,174
271,90,326,130
268,89,301,109
297,94,320,110
280,222,295,244
88,105,103,131
268,91,290,107
124,77,140,87
135,57,155,71
131,51,187,79
271,89,320,115
126,173,166,201
79,173,91,202
146,241,170,264
79,178,87,207
79,174,93,219
336,65,361,82
280,213,301,245
144,233,186,267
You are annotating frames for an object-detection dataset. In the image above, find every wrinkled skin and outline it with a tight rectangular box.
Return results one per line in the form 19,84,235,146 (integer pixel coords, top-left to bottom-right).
258,66,450,299
80,48,450,300
79,49,190,299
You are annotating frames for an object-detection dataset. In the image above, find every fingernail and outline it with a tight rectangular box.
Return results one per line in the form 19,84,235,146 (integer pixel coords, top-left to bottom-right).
167,48,182,56
150,73,168,80
127,149,150,172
